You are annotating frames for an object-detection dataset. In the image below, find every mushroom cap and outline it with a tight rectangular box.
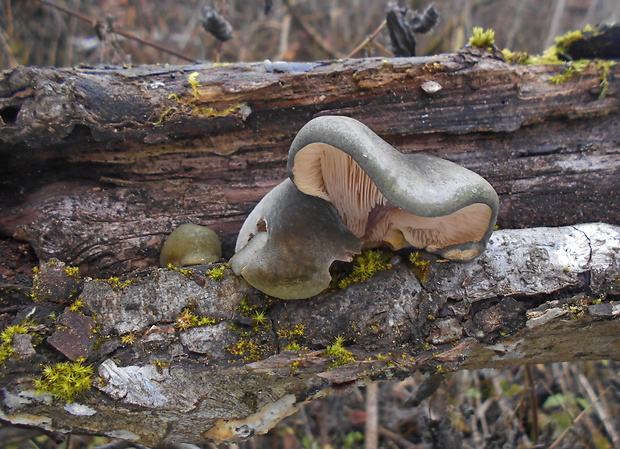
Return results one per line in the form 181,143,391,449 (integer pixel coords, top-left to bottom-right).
231,179,362,300
160,223,222,268
287,115,499,260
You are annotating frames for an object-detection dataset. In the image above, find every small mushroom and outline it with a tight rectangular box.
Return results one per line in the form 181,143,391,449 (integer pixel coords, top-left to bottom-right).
160,223,222,268
288,116,499,260
230,179,362,300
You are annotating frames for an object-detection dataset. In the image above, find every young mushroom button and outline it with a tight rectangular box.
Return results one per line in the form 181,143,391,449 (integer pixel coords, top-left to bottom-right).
287,116,499,261
160,223,222,268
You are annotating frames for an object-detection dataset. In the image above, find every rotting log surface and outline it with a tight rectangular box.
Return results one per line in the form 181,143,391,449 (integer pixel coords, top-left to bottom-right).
0,223,618,445
0,50,619,277
0,51,619,444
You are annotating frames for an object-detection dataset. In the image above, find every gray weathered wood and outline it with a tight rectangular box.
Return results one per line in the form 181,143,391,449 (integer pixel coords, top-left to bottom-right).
0,223,617,445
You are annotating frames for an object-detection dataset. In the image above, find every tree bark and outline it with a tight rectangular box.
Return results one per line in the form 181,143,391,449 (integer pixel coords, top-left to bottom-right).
0,51,619,445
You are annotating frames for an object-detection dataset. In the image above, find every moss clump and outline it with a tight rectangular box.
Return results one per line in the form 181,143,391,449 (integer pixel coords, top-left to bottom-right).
34,360,94,402
69,299,84,313
227,338,265,362
468,27,495,51
277,323,305,340
104,277,134,290
251,310,268,328
206,265,226,281
553,25,595,60
336,250,392,290
501,49,533,65
549,59,590,84
0,324,29,364
408,252,431,283
283,342,304,351
175,308,217,331
325,336,355,367
120,333,138,345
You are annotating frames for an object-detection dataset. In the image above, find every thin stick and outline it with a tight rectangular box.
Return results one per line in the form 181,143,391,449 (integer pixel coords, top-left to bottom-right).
348,19,388,58
282,0,344,60
35,0,198,63
548,386,613,449
525,364,539,444
365,382,379,449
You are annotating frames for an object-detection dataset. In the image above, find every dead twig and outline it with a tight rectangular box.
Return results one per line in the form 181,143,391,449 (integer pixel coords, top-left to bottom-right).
347,19,390,58
365,382,379,449
34,0,198,63
548,386,613,449
281,0,344,59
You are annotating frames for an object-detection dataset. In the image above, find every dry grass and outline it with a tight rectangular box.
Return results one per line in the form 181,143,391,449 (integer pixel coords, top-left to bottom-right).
1,0,620,68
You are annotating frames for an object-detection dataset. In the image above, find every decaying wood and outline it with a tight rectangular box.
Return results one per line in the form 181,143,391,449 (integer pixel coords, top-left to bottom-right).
0,51,619,444
0,223,617,445
0,50,619,277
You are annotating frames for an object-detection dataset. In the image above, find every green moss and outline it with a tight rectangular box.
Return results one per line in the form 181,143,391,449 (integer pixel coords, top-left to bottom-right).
408,252,431,283
336,249,392,290
549,59,590,84
0,323,29,364
175,308,217,331
64,266,80,278
596,60,614,99
166,263,194,277
283,342,303,351
69,299,84,313
277,323,305,339
120,333,138,345
251,310,268,328
152,360,171,369
206,265,226,281
553,25,595,60
468,27,495,51
154,107,177,126
103,277,134,290
227,338,266,362
501,49,533,65
325,336,355,367
34,360,94,402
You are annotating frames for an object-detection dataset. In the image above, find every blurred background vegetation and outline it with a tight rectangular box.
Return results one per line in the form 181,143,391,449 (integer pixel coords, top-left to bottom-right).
1,0,620,448
1,0,620,68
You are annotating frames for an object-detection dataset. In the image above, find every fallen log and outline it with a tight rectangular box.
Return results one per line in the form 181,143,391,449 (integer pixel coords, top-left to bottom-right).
0,50,618,277
0,223,617,445
0,50,619,445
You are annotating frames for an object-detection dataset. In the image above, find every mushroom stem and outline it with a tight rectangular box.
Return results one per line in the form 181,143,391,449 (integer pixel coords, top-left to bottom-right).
231,179,362,300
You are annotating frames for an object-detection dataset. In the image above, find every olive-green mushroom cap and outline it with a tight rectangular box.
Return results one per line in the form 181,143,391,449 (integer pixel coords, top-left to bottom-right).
160,223,222,268
287,116,499,260
231,179,362,300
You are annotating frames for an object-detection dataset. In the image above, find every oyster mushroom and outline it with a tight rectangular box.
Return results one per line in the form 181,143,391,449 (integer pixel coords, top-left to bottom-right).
288,115,499,261
230,179,361,300
232,116,499,300
160,223,222,267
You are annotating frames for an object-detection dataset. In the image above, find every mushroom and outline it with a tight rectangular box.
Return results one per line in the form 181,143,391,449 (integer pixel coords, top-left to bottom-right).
287,115,499,261
232,116,499,300
160,223,222,268
230,179,362,300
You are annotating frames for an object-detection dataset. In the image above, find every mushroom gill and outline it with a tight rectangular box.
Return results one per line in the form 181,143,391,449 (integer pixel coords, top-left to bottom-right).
293,143,492,254
288,116,499,260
